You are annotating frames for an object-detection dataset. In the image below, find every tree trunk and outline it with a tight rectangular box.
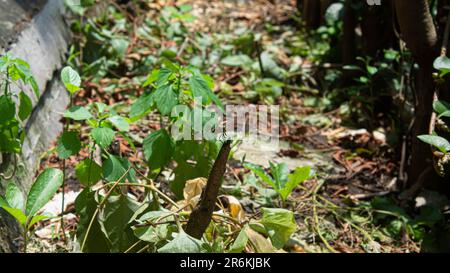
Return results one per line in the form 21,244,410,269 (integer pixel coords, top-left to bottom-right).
297,0,334,31
394,0,439,185
361,0,396,58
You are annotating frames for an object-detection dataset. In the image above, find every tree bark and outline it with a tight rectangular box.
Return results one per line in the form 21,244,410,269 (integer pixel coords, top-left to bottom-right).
342,0,357,65
361,0,396,58
394,0,439,185
297,0,334,31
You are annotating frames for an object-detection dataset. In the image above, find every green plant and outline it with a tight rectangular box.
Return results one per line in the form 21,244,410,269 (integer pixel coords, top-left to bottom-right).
0,168,63,252
0,54,39,179
131,59,224,197
244,162,314,204
56,61,233,253
417,56,450,177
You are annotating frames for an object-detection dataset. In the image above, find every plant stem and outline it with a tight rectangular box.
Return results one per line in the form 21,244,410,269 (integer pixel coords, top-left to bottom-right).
60,95,72,242
23,230,27,253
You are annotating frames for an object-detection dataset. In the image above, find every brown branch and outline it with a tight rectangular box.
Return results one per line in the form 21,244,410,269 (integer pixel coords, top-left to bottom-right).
185,140,232,239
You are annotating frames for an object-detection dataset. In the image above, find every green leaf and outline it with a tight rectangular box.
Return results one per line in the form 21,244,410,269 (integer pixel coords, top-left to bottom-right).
0,196,7,207
28,215,51,229
29,77,40,98
143,70,159,87
0,95,16,125
95,102,108,114
156,68,173,87
57,131,81,159
130,92,153,120
136,210,174,223
418,135,450,153
279,166,312,201
91,127,115,149
0,130,21,153
108,115,130,132
158,231,206,253
18,91,33,121
75,188,110,252
189,75,224,111
75,158,103,187
269,162,289,190
61,66,81,94
5,183,25,212
143,129,174,171
2,206,27,226
134,225,169,243
260,51,286,79
154,84,178,116
243,163,277,189
26,168,64,217
102,155,135,182
229,225,249,253
438,110,450,119
111,38,129,59
98,195,140,252
221,54,252,67
261,208,297,249
64,106,92,121
433,100,450,115
434,56,450,77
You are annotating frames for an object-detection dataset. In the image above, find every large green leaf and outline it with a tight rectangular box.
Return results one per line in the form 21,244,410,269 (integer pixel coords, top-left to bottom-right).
64,106,92,121
261,208,296,249
57,131,81,159
0,129,21,153
279,166,313,201
98,195,140,252
229,225,249,253
189,75,224,111
143,70,159,87
61,66,81,94
102,155,135,182
75,188,110,253
154,84,178,116
156,68,173,87
2,206,27,226
158,231,206,253
433,100,450,115
130,92,153,120
269,162,289,190
18,91,32,121
418,135,450,153
28,215,51,229
434,56,450,77
143,129,174,171
26,168,64,217
91,127,115,149
0,95,16,125
5,183,25,212
75,158,103,187
438,110,450,119
108,115,130,132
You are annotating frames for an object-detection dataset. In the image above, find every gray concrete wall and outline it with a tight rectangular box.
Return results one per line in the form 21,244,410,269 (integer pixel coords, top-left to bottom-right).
0,0,71,252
